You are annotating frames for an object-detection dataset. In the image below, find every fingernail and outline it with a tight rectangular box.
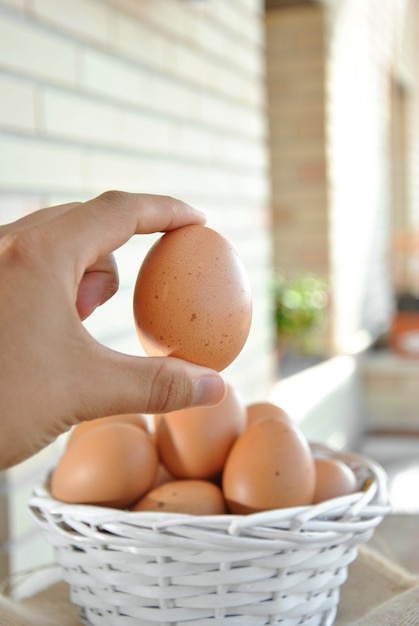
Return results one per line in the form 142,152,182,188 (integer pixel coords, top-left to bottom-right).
193,375,227,407
186,204,206,220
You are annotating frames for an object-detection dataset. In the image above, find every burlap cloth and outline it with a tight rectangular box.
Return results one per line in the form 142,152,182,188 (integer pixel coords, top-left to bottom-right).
0,542,418,626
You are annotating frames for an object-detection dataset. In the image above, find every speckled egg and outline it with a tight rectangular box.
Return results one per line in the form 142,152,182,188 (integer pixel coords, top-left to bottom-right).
133,225,252,371
222,417,316,514
131,479,227,515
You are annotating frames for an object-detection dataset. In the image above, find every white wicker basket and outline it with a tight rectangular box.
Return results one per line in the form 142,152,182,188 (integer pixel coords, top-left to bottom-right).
28,445,390,626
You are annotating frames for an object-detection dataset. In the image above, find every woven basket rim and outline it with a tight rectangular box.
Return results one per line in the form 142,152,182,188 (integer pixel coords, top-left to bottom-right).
28,444,391,538
26,446,393,626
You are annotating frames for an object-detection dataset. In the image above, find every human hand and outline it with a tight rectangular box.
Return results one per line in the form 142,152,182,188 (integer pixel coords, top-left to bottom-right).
0,191,226,469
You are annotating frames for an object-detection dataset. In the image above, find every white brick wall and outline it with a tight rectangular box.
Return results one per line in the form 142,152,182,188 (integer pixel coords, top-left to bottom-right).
0,12,79,85
0,74,37,132
0,0,273,581
0,135,85,191
31,0,112,45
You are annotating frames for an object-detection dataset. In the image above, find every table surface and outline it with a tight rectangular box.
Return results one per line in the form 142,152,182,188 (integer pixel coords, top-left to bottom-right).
334,512,419,625
366,512,419,575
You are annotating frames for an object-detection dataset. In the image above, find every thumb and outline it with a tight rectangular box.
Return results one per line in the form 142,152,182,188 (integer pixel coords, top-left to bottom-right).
73,345,227,421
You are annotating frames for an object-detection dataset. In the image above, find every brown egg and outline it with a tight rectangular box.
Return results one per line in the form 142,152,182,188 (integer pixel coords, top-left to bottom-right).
51,422,158,508
156,384,246,479
67,413,149,447
133,224,252,371
246,401,292,428
312,457,358,503
150,413,162,446
149,462,175,490
222,417,315,514
132,479,227,515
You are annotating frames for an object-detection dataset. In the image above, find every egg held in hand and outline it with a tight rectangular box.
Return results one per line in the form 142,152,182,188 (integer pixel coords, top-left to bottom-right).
51,422,158,508
222,417,316,514
133,224,252,371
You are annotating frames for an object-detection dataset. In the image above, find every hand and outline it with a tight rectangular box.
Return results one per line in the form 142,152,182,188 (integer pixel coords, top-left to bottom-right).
0,191,226,468
0,200,119,321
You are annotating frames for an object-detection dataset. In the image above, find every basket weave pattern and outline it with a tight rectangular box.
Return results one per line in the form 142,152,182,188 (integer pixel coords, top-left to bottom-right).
28,446,390,626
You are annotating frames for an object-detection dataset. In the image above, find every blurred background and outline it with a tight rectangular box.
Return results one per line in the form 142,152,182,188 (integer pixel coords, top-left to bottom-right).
0,0,418,584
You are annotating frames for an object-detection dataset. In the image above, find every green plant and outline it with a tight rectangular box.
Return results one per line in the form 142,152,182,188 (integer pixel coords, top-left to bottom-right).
271,272,328,354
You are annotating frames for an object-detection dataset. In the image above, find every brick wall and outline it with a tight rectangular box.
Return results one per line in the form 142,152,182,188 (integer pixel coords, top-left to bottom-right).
266,4,328,277
397,0,419,286
0,0,274,581
403,0,419,225
266,0,419,356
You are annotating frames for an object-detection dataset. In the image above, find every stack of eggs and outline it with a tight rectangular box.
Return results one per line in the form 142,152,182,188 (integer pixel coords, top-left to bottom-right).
51,391,358,515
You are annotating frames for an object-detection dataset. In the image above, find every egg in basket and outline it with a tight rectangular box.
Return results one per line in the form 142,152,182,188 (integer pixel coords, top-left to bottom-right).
29,394,390,626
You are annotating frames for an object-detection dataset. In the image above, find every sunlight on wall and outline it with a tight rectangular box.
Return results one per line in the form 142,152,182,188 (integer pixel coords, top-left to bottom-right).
389,465,419,513
270,355,363,450
326,0,394,352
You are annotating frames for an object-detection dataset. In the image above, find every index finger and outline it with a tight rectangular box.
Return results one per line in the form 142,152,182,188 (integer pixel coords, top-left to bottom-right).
49,191,207,272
